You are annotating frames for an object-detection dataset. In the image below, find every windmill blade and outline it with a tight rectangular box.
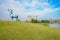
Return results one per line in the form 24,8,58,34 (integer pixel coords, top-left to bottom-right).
8,9,11,11
8,9,13,12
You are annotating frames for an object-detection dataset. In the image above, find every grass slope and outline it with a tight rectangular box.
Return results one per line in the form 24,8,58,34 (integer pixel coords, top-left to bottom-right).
0,21,60,40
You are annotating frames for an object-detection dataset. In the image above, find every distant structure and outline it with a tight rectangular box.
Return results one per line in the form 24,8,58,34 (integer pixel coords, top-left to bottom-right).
49,19,60,24
8,9,18,21
27,15,37,21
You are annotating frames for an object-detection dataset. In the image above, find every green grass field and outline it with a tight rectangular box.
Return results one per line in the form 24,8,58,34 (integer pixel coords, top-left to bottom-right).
0,21,60,40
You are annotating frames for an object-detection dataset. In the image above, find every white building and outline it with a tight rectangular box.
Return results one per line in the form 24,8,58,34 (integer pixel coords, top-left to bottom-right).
27,15,37,21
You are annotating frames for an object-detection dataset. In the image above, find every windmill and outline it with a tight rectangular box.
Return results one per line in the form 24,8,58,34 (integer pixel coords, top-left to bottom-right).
8,9,19,21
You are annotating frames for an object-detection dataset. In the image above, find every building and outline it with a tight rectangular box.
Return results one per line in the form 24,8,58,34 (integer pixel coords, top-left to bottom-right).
27,15,37,21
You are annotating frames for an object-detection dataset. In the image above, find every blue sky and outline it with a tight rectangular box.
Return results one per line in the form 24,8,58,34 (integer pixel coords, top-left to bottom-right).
0,0,60,20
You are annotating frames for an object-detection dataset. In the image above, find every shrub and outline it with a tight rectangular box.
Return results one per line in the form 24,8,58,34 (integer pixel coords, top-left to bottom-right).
31,19,38,23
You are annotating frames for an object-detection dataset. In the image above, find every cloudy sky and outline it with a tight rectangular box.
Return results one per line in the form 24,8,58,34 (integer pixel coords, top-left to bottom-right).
0,0,60,20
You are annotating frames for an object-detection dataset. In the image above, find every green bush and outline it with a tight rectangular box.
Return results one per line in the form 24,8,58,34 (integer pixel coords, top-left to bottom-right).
31,19,38,23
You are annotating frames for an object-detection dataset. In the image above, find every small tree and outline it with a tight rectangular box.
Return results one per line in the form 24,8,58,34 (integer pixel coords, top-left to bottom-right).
31,19,38,23
41,20,45,23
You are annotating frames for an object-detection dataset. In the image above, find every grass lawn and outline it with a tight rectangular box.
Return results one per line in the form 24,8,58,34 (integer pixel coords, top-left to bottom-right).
0,21,60,40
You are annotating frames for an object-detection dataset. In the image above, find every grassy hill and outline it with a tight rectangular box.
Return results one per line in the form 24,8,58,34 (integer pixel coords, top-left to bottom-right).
0,21,60,40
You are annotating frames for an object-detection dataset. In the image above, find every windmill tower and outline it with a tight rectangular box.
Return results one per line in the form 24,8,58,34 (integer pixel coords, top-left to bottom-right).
8,9,18,21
